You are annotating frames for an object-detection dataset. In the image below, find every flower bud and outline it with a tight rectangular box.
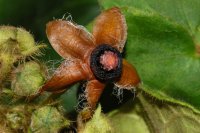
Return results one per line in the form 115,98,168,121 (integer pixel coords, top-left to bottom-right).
0,53,15,83
30,106,70,133
16,27,45,56
81,105,113,133
11,61,45,96
5,105,28,130
0,26,45,85
0,125,12,133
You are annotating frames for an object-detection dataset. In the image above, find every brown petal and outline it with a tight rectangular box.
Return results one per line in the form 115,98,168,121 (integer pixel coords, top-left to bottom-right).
92,7,127,52
40,58,90,93
85,80,105,110
46,20,95,59
115,59,140,90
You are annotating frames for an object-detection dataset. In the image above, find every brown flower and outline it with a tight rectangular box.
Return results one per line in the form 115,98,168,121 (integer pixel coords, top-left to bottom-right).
41,7,140,113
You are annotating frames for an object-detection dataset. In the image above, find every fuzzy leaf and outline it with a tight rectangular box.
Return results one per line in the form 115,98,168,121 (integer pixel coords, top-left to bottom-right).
99,0,200,112
108,93,200,133
107,101,150,133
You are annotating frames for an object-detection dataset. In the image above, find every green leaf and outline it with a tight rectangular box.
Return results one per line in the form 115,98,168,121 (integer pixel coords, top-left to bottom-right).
99,0,200,35
107,100,150,133
99,0,200,112
108,92,200,133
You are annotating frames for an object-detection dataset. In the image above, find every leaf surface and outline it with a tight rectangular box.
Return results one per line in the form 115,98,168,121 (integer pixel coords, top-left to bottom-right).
99,0,200,112
108,93,200,133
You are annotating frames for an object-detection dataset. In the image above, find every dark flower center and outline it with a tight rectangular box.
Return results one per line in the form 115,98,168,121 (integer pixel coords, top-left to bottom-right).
90,44,122,82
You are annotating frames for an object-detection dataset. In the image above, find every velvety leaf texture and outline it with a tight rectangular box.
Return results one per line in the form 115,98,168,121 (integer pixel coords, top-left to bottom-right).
108,93,200,133
99,0,200,112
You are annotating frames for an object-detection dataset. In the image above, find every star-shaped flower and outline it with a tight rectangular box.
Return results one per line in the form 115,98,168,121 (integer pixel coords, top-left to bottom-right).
41,7,140,114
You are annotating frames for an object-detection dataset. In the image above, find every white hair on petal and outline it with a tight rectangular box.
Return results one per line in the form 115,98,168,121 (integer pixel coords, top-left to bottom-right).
52,13,73,22
130,87,136,101
112,85,124,103
61,12,73,22
45,58,64,79
113,83,137,102
77,24,95,44
75,93,86,112
75,82,89,112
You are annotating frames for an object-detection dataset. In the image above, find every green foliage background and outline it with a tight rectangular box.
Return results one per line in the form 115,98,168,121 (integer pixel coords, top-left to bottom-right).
0,0,100,113
0,0,100,60
1,0,200,132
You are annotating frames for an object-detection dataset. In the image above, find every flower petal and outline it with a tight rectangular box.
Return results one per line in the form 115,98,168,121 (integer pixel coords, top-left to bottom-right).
115,59,140,90
85,80,105,110
40,58,90,93
92,7,127,52
46,20,95,59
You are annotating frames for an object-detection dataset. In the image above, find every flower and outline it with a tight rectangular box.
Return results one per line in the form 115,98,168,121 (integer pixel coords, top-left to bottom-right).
40,7,140,115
